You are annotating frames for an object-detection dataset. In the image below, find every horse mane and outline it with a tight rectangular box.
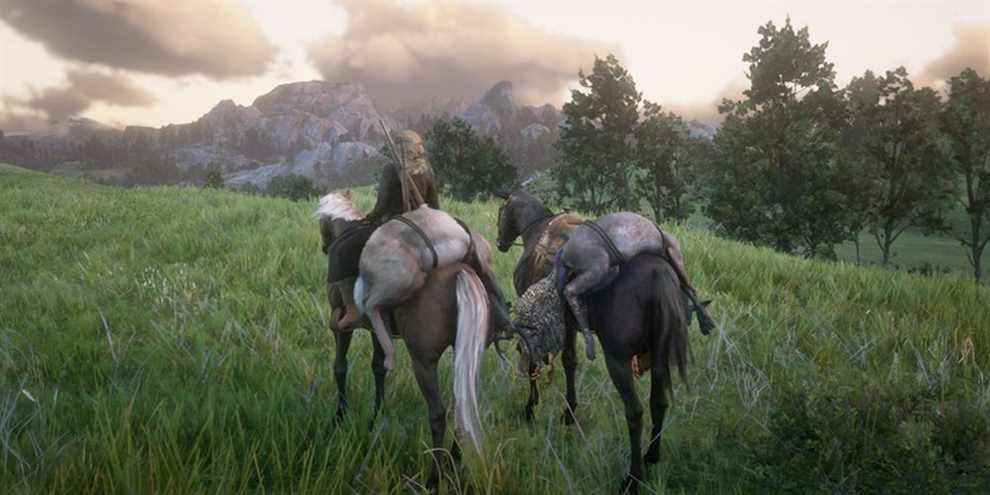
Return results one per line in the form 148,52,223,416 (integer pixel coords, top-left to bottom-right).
314,192,364,221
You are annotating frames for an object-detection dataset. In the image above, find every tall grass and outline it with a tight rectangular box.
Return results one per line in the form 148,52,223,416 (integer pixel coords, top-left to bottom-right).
1,163,988,493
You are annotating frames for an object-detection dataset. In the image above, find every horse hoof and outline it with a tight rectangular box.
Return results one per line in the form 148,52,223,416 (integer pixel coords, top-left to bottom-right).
644,449,660,465
524,407,535,423
560,409,576,426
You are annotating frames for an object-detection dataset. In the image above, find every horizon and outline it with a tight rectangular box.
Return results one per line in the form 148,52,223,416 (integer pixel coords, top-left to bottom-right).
1,0,987,133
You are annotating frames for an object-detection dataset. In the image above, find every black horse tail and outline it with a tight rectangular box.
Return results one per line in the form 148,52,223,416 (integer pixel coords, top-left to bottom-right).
653,261,690,391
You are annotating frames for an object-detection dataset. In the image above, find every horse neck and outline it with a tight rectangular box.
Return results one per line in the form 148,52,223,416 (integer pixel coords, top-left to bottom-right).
518,203,554,249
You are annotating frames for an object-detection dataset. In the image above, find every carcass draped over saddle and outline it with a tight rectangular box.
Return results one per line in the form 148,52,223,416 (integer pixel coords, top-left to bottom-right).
555,212,715,360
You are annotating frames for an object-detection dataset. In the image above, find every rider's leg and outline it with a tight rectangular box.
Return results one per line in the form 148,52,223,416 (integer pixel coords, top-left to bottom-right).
333,277,362,331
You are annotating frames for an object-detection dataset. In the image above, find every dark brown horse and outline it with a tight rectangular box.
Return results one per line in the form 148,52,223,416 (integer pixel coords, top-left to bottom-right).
558,253,690,494
495,190,582,420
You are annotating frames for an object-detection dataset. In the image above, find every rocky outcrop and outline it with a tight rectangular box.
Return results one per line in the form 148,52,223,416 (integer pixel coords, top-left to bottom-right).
3,79,573,186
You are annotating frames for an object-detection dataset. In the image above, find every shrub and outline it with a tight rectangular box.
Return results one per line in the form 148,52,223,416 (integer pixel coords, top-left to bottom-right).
266,174,321,202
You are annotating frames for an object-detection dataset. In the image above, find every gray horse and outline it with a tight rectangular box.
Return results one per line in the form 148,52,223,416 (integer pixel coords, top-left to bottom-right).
556,212,714,360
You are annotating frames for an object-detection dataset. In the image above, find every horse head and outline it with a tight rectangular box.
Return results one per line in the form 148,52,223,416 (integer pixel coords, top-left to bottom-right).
496,190,551,252
315,191,366,252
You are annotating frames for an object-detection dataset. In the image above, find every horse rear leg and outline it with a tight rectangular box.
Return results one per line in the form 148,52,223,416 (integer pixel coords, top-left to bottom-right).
332,330,354,424
368,307,396,371
525,369,540,422
370,328,389,427
561,325,578,425
410,355,448,493
644,366,669,465
561,253,615,361
604,353,645,494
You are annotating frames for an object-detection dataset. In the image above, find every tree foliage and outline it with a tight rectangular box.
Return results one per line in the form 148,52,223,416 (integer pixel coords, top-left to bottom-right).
633,102,699,221
843,67,952,265
425,117,518,201
706,19,852,257
555,54,701,220
554,54,641,215
266,174,321,202
942,68,990,281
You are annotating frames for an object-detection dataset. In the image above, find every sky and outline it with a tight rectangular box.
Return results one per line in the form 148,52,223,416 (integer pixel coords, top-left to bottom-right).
0,0,987,133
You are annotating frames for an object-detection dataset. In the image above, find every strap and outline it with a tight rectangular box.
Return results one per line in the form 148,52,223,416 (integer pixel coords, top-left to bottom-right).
392,215,439,269
583,220,627,265
519,212,559,240
453,217,476,263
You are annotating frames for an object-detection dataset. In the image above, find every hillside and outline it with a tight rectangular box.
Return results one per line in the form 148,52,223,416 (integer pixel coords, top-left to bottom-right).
1,164,988,493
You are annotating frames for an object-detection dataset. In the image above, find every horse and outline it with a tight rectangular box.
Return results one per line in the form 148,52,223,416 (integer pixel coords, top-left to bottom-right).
563,254,690,494
557,212,715,361
354,204,510,371
315,192,490,491
495,190,583,420
495,190,583,296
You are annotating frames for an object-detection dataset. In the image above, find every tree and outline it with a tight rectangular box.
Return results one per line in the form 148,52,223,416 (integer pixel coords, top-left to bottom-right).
942,68,990,282
705,19,852,257
633,102,697,221
843,67,952,265
555,54,641,215
426,117,518,201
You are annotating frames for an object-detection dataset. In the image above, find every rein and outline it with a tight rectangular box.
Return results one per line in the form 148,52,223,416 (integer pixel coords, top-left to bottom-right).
499,204,559,249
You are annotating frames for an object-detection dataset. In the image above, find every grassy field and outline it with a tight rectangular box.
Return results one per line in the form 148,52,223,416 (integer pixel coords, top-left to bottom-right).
2,163,989,494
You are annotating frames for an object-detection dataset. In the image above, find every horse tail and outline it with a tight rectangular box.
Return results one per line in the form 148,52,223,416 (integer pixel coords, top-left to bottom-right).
654,261,690,390
453,267,489,454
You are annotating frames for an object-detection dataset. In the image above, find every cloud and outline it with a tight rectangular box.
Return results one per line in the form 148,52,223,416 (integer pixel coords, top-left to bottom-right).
0,69,156,130
665,79,748,125
308,0,618,107
918,23,989,87
0,110,50,135
0,0,277,79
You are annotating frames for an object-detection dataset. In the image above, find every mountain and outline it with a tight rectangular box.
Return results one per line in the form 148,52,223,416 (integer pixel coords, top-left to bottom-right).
0,80,565,188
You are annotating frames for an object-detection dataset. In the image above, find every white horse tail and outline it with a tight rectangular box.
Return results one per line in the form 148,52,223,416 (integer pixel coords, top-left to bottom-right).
453,267,489,454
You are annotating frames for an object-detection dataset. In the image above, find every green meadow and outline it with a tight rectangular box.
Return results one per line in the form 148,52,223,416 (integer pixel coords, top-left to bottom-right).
2,163,988,493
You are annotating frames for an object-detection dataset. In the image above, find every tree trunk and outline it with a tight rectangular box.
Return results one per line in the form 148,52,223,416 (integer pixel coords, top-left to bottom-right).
972,217,984,283
854,236,862,265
